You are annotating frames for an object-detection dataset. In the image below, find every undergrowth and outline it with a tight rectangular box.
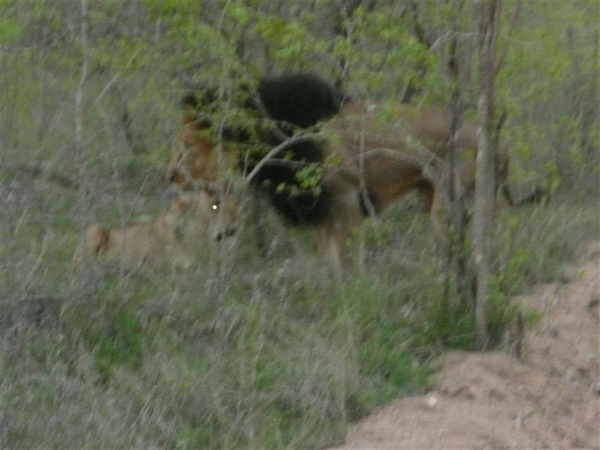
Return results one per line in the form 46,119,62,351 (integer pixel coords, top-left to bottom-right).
2,167,598,448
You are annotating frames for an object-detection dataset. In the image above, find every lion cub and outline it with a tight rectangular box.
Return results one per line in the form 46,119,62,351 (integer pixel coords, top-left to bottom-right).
81,189,238,268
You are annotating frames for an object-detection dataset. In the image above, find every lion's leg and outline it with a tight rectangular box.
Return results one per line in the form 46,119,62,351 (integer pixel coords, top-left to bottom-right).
417,181,435,213
250,187,268,257
349,210,367,275
332,190,366,275
318,224,344,278
355,226,365,275
318,211,362,277
431,187,450,255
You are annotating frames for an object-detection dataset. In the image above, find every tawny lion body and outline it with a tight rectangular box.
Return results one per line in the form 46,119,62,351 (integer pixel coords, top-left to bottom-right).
310,99,511,268
166,73,514,272
328,100,510,207
80,190,238,268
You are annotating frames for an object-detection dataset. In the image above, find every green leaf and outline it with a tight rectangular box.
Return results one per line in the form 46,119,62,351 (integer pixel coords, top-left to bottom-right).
0,16,22,44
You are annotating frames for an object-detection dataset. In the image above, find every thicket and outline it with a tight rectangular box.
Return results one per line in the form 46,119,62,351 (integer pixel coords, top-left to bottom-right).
1,1,598,448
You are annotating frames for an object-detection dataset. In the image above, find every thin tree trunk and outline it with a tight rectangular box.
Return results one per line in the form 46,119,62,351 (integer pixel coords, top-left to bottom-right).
76,0,89,235
473,0,501,348
445,1,468,307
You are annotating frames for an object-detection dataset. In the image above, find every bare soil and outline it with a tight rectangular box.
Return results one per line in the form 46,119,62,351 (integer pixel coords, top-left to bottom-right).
333,242,600,449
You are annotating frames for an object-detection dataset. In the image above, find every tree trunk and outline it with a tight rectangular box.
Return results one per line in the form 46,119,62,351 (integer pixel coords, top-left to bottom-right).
76,0,89,235
445,1,469,306
472,0,501,348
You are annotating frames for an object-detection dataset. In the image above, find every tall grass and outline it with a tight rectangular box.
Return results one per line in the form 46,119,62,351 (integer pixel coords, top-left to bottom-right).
2,154,598,449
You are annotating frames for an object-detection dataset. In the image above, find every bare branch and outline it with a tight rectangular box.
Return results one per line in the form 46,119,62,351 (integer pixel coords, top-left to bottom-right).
75,0,90,235
495,0,521,73
408,0,432,48
94,48,141,104
244,132,325,184
387,120,448,184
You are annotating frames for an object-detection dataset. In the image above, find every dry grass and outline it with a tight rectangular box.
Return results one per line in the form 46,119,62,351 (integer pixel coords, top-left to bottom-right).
2,149,598,448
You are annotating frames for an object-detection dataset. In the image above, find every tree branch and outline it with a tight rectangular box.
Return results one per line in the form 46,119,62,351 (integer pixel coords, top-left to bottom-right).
495,0,521,74
244,132,325,184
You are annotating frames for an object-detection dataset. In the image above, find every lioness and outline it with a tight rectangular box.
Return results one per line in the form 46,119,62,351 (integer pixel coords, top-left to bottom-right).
81,190,238,268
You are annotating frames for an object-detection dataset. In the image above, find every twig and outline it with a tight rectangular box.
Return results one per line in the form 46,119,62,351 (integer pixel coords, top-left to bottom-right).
95,48,142,104
244,131,325,184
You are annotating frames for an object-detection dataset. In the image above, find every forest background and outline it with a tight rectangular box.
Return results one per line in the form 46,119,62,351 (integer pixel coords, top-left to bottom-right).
1,1,598,448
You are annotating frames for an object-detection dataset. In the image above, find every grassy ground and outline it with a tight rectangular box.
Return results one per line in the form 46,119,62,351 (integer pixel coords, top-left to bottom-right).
2,155,598,449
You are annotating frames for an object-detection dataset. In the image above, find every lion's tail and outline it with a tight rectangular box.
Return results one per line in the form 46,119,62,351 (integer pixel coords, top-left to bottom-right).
86,224,110,254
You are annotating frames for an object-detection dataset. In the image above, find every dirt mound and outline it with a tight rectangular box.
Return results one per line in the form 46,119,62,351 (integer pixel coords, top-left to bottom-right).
333,242,599,449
